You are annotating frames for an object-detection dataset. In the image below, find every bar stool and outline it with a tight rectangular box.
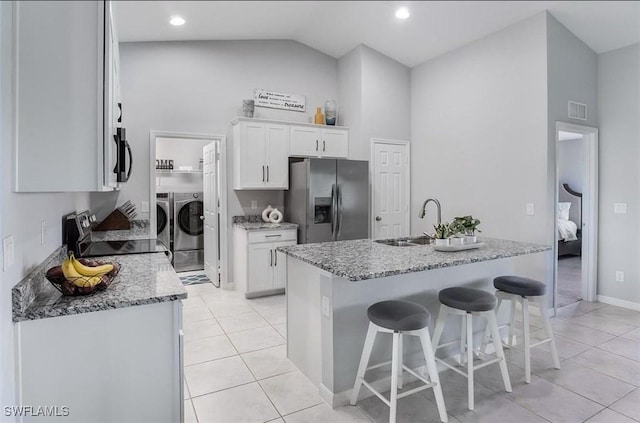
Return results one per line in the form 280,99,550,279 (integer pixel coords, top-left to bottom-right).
431,287,512,411
350,300,448,423
481,276,561,383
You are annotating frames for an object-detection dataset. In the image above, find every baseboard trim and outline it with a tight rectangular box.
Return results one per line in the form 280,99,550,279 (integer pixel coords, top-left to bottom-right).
597,295,640,311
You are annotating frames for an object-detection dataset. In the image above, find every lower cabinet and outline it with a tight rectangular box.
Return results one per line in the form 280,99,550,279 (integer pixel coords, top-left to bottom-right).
15,301,183,423
234,228,297,298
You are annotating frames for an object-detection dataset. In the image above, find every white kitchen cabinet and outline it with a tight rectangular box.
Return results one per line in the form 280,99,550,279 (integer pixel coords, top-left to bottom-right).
15,301,183,423
289,126,349,158
13,1,120,192
233,119,289,190
233,228,297,298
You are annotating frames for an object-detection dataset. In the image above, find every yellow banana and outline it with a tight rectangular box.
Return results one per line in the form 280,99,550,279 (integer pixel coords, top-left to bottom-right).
62,254,105,288
71,255,113,277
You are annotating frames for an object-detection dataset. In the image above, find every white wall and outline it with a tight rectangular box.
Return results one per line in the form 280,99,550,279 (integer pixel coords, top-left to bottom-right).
558,137,586,194
597,43,640,304
337,45,411,161
0,2,91,411
410,12,549,274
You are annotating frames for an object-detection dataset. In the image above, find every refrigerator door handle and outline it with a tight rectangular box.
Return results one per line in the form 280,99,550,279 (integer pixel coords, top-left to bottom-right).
337,184,343,238
330,184,337,240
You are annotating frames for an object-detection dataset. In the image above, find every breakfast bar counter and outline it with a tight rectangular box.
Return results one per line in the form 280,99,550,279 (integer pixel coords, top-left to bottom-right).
278,237,551,407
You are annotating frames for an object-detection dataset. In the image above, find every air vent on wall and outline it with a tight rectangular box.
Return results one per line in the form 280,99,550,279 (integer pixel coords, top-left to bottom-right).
568,101,587,121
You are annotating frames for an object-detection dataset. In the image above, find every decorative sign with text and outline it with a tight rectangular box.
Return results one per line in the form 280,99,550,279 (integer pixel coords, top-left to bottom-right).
254,89,306,112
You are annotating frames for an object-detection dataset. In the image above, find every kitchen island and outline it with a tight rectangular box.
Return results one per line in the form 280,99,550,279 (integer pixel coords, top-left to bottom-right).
278,237,551,407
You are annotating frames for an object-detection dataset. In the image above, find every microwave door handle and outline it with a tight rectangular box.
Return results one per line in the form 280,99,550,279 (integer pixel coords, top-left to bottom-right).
124,140,133,182
113,134,119,174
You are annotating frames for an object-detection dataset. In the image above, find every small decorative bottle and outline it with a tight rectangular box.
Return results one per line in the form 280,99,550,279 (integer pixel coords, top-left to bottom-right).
314,107,324,125
324,99,337,125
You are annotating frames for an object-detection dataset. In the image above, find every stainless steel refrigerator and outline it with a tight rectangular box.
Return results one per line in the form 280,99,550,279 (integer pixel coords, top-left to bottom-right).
285,158,369,243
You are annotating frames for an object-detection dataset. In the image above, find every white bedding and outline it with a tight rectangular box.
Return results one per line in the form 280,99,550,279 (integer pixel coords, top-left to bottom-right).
558,219,578,242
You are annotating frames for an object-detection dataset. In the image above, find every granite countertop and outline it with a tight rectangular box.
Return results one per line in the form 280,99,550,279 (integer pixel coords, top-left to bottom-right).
13,247,186,322
233,214,298,231
277,237,551,281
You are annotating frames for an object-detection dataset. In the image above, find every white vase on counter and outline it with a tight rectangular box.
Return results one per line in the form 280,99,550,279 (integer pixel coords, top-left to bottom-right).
262,205,274,222
269,208,283,223
435,238,450,247
451,237,465,246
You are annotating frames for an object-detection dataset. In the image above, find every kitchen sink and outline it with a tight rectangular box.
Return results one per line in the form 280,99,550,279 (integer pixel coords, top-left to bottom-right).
375,239,417,247
407,237,432,245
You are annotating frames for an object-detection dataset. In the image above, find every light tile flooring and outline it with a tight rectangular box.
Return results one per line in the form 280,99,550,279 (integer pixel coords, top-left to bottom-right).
183,283,640,423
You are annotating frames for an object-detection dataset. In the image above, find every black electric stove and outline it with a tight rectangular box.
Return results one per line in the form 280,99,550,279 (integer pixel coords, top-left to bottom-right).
81,239,165,258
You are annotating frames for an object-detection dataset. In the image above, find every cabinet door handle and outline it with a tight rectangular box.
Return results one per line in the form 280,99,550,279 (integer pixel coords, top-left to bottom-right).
274,250,277,266
270,249,273,267
262,166,265,182
316,140,319,151
267,165,269,182
265,234,282,238
323,140,326,152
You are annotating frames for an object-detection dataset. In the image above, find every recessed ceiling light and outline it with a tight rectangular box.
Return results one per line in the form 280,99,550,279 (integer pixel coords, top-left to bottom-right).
395,7,410,20
169,16,185,26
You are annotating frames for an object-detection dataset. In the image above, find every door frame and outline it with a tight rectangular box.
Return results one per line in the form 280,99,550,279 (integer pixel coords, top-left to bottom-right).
554,122,598,307
149,131,229,285
369,138,411,238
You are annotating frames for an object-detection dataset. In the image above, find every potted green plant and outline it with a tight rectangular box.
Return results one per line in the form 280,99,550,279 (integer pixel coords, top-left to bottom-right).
453,216,481,244
448,220,466,246
433,222,451,246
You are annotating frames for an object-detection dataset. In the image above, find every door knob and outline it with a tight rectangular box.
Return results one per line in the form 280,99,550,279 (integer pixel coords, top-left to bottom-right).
200,216,205,221
375,216,382,221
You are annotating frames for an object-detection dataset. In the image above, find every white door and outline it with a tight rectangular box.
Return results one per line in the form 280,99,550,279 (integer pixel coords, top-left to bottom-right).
240,122,267,188
272,241,294,289
371,140,410,239
264,124,289,189
203,142,219,286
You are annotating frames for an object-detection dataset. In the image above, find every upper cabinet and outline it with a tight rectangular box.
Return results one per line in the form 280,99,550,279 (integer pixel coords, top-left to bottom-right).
232,117,349,190
233,119,290,190
13,1,121,192
289,126,348,158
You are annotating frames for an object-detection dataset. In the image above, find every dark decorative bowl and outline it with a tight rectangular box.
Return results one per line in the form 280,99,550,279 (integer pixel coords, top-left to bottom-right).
46,259,121,296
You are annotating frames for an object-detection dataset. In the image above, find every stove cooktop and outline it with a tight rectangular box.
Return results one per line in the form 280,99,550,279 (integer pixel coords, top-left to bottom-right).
81,239,166,258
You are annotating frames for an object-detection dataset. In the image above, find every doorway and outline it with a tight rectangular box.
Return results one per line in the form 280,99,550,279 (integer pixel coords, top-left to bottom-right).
370,139,410,239
554,122,598,309
149,131,228,287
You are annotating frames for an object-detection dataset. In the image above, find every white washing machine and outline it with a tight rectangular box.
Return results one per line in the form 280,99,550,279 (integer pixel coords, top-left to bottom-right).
156,192,172,250
173,192,204,272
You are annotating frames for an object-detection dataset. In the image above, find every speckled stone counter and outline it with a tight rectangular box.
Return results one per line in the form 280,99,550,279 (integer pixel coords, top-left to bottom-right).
278,237,550,281
233,215,298,231
91,220,151,241
13,248,186,322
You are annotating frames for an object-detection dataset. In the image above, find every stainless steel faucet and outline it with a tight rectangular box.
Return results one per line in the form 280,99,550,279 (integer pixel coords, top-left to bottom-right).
419,198,442,242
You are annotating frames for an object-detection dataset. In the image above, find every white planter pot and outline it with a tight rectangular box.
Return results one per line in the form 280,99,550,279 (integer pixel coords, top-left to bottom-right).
451,237,465,246
464,235,477,244
435,238,450,247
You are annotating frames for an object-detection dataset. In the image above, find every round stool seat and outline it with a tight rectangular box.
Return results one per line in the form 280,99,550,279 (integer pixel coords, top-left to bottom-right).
439,287,497,312
367,300,430,331
494,276,546,297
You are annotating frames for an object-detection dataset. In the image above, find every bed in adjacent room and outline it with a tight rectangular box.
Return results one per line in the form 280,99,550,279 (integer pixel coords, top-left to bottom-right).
558,183,582,257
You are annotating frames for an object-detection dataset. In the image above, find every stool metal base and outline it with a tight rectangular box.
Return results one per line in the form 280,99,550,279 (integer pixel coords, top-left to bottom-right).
350,322,448,423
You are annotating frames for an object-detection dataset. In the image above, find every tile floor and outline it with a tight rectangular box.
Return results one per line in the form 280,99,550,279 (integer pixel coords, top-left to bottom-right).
557,256,582,307
182,283,640,423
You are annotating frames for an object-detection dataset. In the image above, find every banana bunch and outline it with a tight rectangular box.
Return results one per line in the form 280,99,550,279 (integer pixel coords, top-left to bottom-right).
61,253,114,288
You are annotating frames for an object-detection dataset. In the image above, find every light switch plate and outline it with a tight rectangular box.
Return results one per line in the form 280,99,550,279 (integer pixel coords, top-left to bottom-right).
614,203,627,214
41,220,46,246
3,235,14,271
526,203,535,215
321,296,331,318
615,271,624,282
141,201,149,213
251,200,258,209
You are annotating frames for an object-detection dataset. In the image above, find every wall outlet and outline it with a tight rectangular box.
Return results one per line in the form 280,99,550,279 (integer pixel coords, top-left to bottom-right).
526,203,535,215
41,220,46,246
614,203,627,214
3,235,14,271
615,271,625,282
321,296,331,318
141,201,149,213
251,200,258,209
